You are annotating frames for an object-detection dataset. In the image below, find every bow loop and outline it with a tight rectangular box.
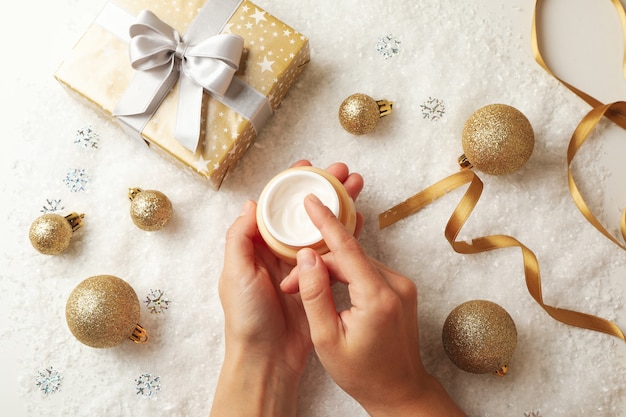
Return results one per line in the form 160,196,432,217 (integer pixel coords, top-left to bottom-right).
129,34,178,70
182,34,244,98
129,10,178,40
116,9,246,152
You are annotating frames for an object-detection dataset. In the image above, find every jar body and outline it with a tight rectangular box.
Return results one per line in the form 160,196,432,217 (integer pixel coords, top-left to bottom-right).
256,166,357,264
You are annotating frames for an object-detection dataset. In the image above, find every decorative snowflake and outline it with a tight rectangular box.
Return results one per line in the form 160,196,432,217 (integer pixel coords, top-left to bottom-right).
420,97,446,121
135,373,161,398
376,34,401,59
74,125,100,149
41,199,64,213
64,169,91,192
524,412,542,417
36,367,63,395
144,289,171,314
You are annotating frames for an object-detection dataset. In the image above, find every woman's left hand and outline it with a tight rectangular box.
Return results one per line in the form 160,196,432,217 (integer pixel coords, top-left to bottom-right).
210,160,363,417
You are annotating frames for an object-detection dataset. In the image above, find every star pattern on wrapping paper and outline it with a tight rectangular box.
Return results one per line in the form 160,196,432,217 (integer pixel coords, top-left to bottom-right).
257,56,275,73
251,8,267,24
222,22,234,34
194,155,210,173
228,143,240,157
195,3,308,177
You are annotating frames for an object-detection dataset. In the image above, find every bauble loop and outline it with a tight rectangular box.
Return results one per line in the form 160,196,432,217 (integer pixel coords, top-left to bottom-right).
460,104,534,175
338,93,393,135
65,275,148,348
442,299,517,376
128,188,173,231
29,212,84,255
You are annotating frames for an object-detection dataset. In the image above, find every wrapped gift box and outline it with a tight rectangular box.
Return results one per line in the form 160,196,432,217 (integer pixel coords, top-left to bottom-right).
55,0,309,189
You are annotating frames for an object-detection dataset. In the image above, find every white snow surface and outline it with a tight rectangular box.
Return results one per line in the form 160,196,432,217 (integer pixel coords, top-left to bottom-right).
1,0,625,416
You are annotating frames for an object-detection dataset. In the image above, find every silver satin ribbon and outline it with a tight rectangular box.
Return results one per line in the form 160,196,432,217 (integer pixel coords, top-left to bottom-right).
96,0,273,152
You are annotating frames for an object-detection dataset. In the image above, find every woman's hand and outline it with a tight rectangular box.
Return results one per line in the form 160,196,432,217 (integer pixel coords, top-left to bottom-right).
281,195,467,417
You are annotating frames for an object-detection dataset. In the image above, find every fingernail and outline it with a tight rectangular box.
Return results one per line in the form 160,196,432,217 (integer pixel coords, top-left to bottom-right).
297,249,316,272
239,200,254,216
306,193,322,205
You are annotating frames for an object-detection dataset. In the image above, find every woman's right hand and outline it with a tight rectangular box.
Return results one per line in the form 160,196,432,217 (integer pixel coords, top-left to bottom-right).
281,194,467,417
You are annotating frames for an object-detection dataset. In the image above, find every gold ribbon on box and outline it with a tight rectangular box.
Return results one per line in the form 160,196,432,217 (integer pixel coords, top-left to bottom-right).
532,0,626,249
95,0,273,153
379,170,625,341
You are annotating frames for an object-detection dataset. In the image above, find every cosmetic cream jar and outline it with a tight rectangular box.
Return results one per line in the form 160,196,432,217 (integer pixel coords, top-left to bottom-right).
256,166,357,264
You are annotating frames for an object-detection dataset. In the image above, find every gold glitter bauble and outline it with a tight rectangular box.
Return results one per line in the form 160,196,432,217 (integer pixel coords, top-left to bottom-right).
66,275,148,348
129,188,173,231
338,93,393,135
461,104,534,175
29,212,84,255
442,300,517,376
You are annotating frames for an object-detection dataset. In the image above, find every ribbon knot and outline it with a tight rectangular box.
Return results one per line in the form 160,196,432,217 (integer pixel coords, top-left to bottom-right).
114,9,245,152
174,40,188,62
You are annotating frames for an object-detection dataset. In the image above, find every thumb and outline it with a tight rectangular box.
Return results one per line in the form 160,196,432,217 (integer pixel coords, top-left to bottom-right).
297,248,341,347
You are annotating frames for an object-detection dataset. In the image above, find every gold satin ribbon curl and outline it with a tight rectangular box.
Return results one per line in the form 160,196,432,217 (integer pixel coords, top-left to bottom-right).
533,0,626,247
379,170,625,341
568,101,626,250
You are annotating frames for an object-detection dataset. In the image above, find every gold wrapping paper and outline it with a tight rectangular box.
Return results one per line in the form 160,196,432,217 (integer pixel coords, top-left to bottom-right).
55,0,309,189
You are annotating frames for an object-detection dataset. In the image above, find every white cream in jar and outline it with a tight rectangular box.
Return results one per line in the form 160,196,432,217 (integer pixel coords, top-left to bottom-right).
256,166,357,264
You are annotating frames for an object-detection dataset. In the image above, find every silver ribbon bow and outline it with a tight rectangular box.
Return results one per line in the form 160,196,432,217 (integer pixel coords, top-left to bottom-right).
114,10,244,152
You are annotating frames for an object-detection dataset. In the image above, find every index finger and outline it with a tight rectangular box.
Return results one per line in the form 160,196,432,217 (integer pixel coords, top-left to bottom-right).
304,194,387,300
